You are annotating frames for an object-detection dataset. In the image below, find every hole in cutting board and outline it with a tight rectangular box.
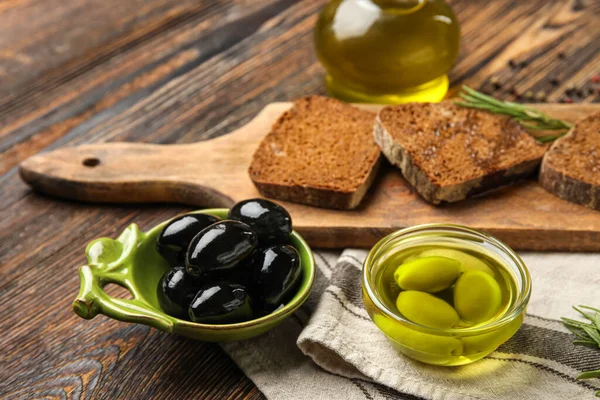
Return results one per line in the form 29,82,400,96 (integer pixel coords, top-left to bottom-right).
103,283,134,300
82,157,100,167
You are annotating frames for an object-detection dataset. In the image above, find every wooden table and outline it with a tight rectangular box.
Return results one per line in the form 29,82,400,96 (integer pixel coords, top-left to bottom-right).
1,1,598,398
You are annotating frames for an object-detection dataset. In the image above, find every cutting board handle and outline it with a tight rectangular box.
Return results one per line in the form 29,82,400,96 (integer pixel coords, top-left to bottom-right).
19,142,236,207
19,103,292,208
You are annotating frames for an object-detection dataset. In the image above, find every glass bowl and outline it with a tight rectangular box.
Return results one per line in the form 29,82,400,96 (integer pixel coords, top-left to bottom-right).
362,224,531,366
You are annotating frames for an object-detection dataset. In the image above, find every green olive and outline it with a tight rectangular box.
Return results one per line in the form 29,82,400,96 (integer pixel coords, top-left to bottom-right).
460,315,523,355
373,314,463,358
394,256,461,293
396,291,460,329
419,248,495,277
454,271,502,324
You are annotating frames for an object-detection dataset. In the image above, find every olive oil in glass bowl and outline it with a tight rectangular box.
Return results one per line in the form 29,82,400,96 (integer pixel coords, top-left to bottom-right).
314,0,460,104
362,224,531,366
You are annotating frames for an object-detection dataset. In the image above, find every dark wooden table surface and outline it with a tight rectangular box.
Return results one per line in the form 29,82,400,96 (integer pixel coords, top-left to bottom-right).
1,0,598,399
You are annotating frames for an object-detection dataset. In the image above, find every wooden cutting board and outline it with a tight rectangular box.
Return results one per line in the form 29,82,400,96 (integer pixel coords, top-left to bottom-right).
19,102,600,251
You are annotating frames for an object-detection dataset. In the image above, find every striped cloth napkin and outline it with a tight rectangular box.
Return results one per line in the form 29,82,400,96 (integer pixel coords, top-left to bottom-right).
223,250,600,400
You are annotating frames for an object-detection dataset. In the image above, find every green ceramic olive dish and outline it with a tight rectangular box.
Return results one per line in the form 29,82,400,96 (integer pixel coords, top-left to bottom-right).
73,209,315,341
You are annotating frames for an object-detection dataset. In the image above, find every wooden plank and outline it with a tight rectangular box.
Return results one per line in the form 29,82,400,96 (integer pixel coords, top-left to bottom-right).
0,0,306,175
0,0,233,95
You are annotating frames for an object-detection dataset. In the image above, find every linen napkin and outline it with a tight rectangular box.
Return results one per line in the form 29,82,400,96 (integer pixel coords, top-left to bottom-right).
223,250,600,400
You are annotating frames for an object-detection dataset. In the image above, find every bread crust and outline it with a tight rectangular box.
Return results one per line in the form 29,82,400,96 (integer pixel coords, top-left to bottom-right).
540,162,600,210
252,156,381,209
539,112,600,210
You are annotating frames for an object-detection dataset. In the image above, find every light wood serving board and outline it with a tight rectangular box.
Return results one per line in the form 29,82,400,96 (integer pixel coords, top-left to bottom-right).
19,103,600,251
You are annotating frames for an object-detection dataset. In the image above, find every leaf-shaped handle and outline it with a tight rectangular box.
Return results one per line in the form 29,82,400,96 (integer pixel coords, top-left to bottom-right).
72,265,175,332
85,223,141,272
73,223,175,332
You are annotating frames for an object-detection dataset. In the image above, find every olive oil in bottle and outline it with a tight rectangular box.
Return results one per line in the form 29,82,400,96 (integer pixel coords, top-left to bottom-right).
314,0,460,104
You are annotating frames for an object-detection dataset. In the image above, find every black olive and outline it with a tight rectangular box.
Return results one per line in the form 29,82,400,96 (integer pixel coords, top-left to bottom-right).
186,220,258,276
228,199,292,244
205,251,256,287
157,213,220,265
189,282,253,324
157,266,203,320
252,245,301,312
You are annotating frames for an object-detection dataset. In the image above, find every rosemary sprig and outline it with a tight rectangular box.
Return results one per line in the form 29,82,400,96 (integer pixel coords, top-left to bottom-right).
562,305,600,396
455,86,572,143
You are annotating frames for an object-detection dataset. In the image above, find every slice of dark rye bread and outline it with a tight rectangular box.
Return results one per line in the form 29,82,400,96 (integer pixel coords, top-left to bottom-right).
540,112,600,210
248,96,381,209
374,101,547,204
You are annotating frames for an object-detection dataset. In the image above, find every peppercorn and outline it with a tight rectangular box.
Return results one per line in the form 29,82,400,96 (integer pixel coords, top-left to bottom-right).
565,84,576,95
508,59,518,69
535,91,547,102
550,76,560,86
490,76,502,89
519,60,529,68
558,52,566,60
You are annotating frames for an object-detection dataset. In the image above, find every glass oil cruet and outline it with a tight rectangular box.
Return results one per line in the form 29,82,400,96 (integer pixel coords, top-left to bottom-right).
314,0,460,104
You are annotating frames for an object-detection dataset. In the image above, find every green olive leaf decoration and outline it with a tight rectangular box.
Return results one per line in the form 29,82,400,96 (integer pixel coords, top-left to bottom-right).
74,222,171,326
85,223,142,272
